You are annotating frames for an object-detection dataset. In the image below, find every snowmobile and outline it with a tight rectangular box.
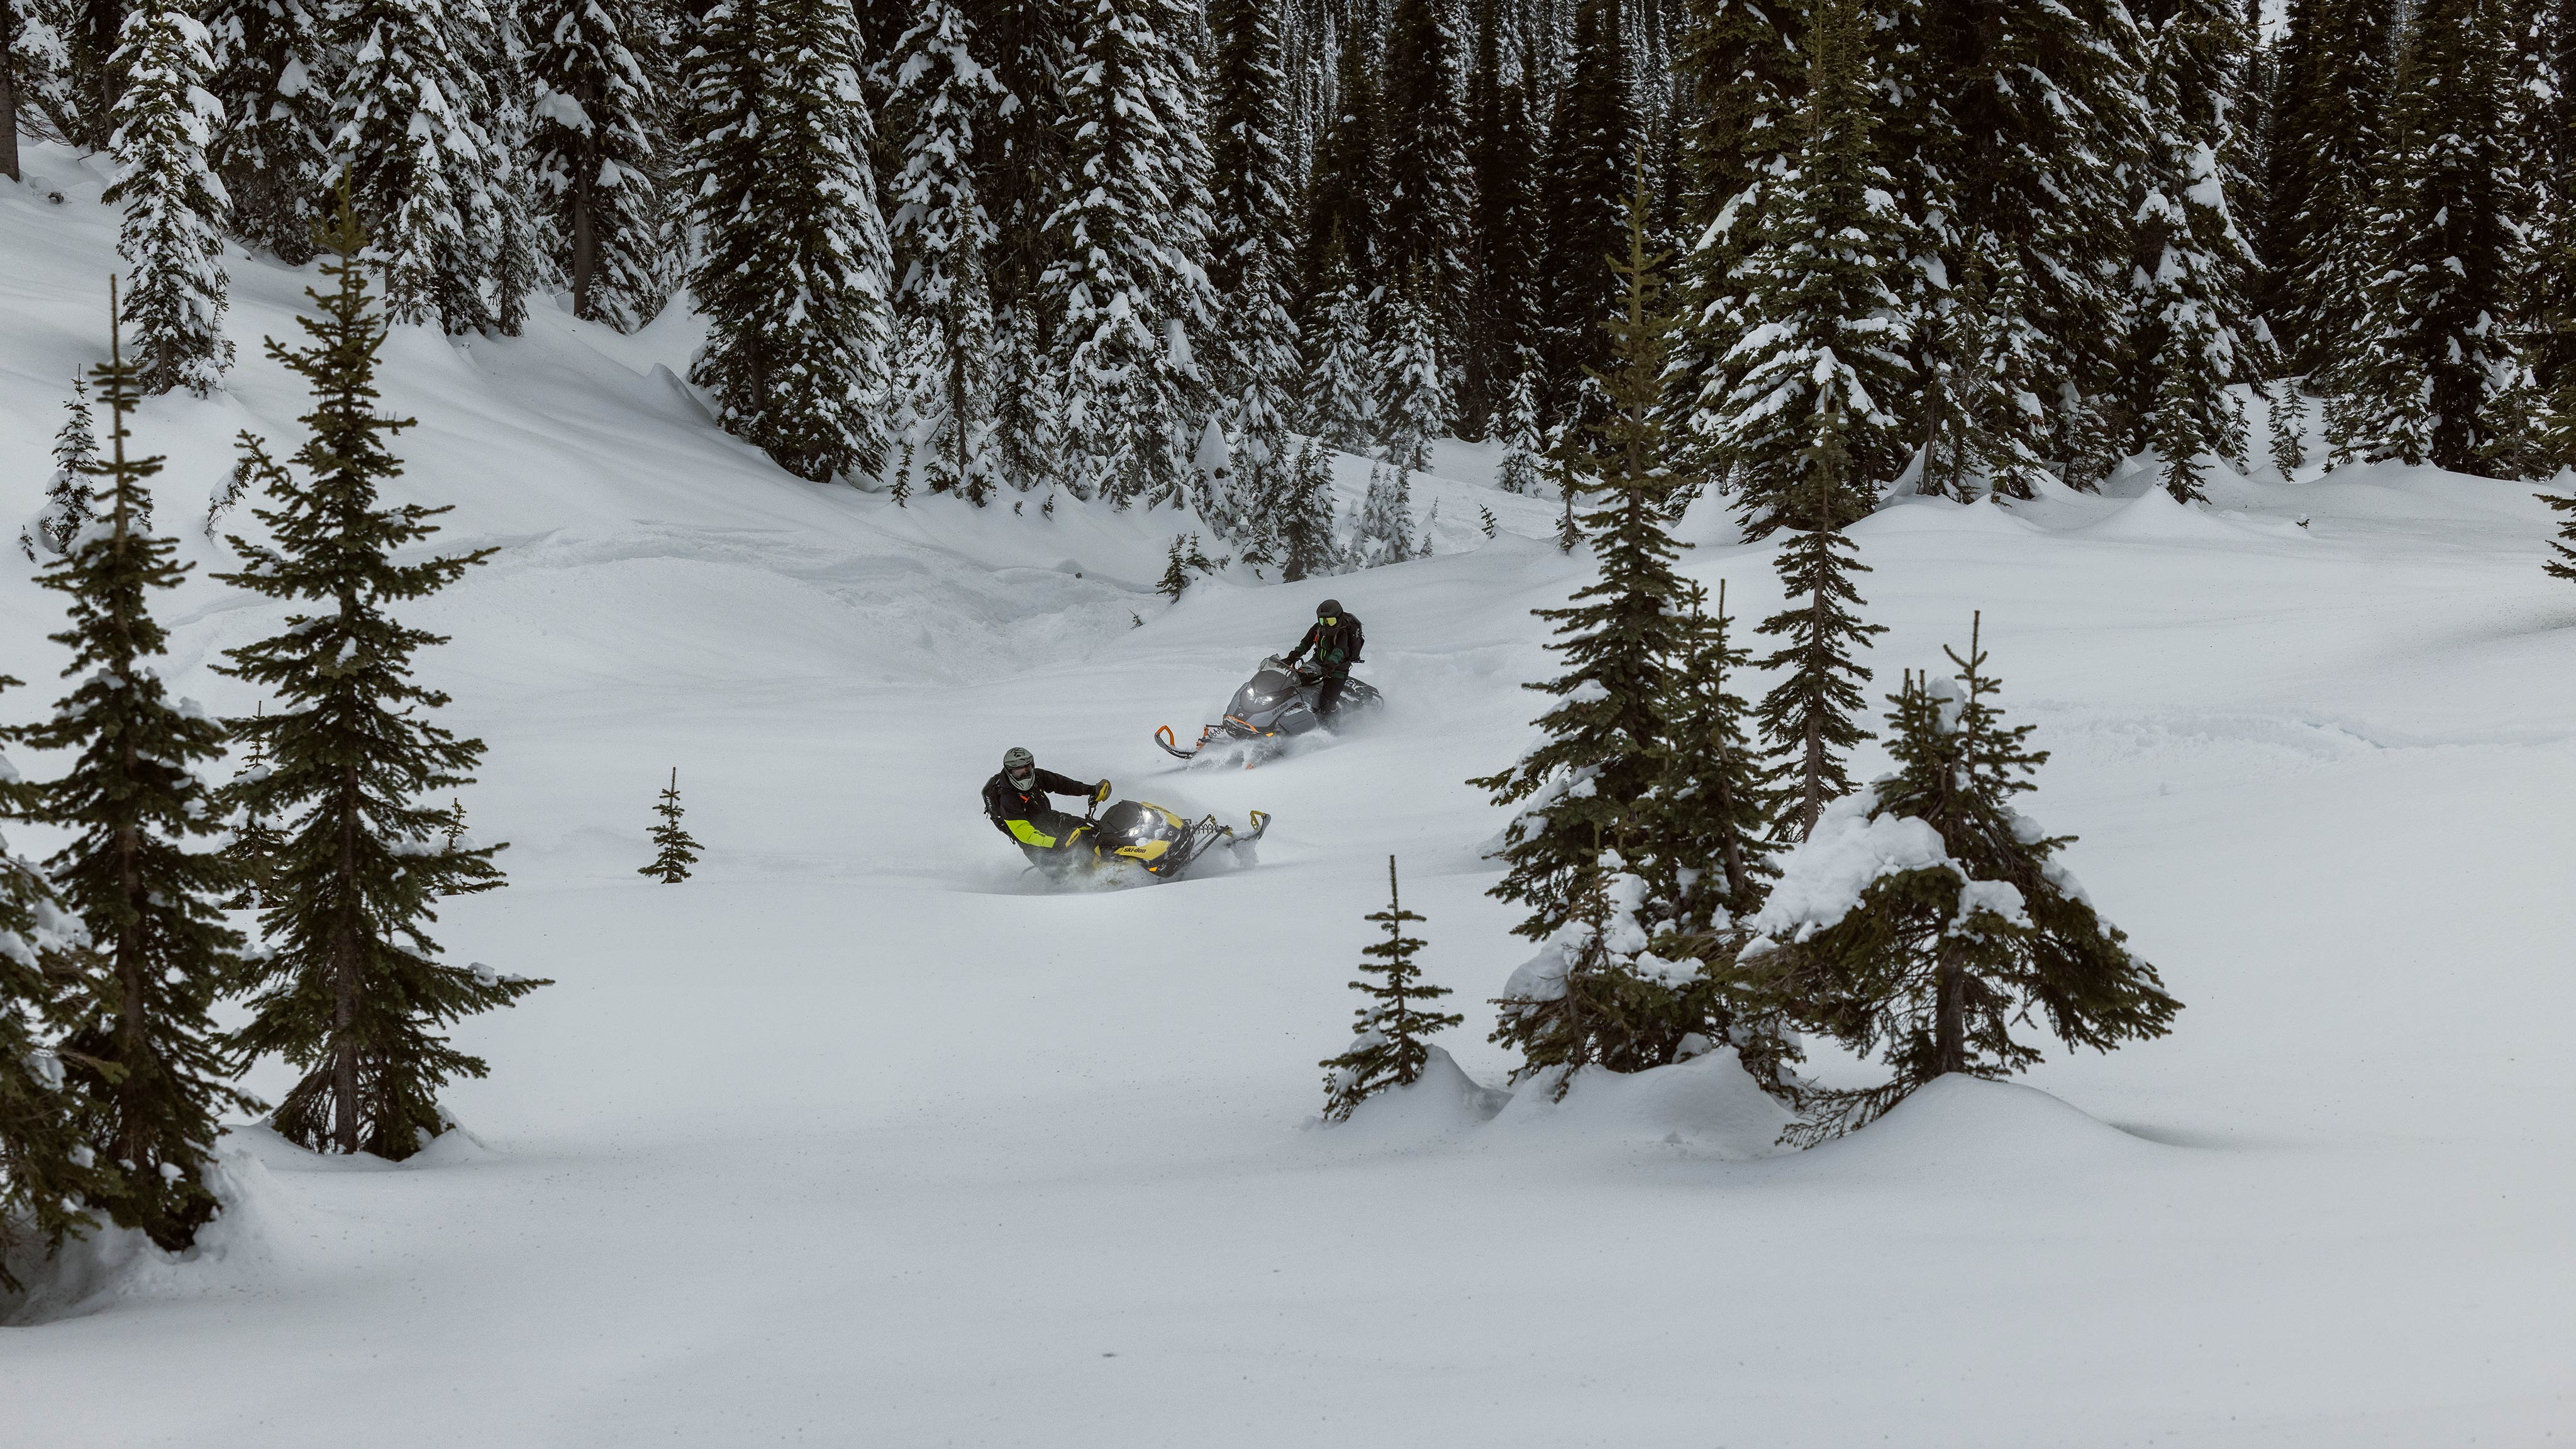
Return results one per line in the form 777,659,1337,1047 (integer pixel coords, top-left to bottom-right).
1022,791,1271,886
1155,655,1384,766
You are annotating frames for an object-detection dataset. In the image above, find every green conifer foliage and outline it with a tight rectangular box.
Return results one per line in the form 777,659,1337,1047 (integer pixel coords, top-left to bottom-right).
103,0,233,396
1475,178,1696,942
1274,441,1343,582
1318,855,1460,1121
214,204,547,1160
2263,0,2394,369
527,0,674,330
1750,617,2181,1144
8,296,255,1250
1302,230,1377,449
2541,487,2576,585
1697,0,1909,536
1302,26,1383,306
1755,499,1884,840
1377,0,1472,359
1203,0,1301,514
1535,0,1641,416
1916,240,2055,503
680,0,894,484
638,767,699,884
21,377,99,561
223,701,282,911
203,0,331,264
1662,580,1780,931
1374,270,1449,471
0,675,110,1289
1462,17,1540,435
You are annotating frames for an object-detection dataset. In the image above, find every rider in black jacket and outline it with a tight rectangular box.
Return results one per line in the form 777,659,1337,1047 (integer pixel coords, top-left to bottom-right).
983,747,1106,859
1284,599,1364,719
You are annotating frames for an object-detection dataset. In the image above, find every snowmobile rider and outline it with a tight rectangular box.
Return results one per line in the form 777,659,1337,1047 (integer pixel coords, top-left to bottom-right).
1283,599,1365,719
984,747,1111,860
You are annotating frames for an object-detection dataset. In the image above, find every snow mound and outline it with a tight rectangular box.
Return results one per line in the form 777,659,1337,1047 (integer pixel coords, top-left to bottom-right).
1487,1048,1795,1157
1785,1076,2163,1184
4,1132,321,1323
2078,484,2262,543
1321,1046,1510,1144
1851,494,2042,538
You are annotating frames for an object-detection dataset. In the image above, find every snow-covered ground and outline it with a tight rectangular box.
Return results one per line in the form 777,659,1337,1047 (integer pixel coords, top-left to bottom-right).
3,144,2571,1446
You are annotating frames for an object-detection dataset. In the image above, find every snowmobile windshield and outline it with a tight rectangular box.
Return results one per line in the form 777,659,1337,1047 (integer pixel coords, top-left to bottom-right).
1233,669,1296,714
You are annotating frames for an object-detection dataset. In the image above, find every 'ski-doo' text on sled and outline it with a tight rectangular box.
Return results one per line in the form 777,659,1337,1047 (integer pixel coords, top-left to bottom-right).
1155,655,1384,765
1019,787,1272,884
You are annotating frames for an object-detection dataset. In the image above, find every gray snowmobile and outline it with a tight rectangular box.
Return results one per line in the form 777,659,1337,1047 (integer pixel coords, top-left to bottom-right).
1155,655,1384,766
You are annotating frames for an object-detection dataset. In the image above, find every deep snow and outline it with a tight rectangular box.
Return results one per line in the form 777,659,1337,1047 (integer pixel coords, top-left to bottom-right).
2,143,2572,1446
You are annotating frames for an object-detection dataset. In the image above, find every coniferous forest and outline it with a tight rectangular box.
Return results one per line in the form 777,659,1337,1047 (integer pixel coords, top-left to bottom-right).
11,0,2576,528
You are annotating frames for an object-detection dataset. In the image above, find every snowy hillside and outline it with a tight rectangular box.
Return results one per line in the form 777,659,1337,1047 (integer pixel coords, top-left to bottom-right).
4,143,2573,1446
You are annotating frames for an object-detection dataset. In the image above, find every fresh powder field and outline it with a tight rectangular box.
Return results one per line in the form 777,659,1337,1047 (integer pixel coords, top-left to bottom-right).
3,143,2571,1446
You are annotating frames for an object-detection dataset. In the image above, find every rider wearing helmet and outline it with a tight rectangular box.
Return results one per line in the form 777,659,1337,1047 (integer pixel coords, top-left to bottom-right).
1282,598,1365,719
983,747,1109,861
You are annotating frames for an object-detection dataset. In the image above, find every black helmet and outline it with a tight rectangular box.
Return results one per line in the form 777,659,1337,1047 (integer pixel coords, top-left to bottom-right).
1317,599,1341,618
1003,747,1036,789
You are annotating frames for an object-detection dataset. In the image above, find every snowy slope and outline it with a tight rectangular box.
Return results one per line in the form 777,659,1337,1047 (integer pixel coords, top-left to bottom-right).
3,143,2573,1446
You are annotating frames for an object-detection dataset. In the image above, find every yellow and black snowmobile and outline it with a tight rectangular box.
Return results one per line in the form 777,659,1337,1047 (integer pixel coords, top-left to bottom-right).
1028,792,1270,884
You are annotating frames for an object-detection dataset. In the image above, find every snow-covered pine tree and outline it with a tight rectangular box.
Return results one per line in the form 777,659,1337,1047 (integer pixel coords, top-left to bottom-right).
0,674,108,1289
527,0,673,330
681,0,894,483
1374,270,1448,471
2323,0,2539,475
1697,0,1907,537
1495,364,1545,495
1755,485,1883,840
21,377,99,560
887,0,1002,501
1916,238,2054,503
971,0,1073,494
638,767,697,882
1274,439,1343,581
1746,616,2182,1144
1043,0,1218,506
2268,375,2310,477
1302,230,1377,450
1204,0,1301,516
2118,0,2262,502
1378,0,1472,367
2263,0,2393,370
1474,179,1697,945
222,701,281,910
1534,0,1640,416
214,204,546,1160
8,298,255,1250
203,0,332,262
458,0,540,338
1319,855,1460,1121
103,0,233,396
1662,579,1779,931
331,0,509,333
1352,462,1416,568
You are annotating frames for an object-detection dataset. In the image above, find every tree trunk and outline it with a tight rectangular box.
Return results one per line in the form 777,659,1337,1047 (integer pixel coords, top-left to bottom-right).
1,0,21,186
333,702,360,1153
1933,941,1966,1076
948,316,969,490
570,159,596,323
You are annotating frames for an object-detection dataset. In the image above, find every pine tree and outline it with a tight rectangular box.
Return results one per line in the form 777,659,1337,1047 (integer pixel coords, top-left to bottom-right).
1374,270,1448,470
2263,0,2394,369
1663,580,1779,931
1319,855,1460,1121
970,0,1074,494
1302,18,1383,307
1302,231,1377,450
2541,480,2576,584
214,203,547,1160
1474,181,1697,943
1534,0,1641,416
222,701,282,910
681,0,893,484
103,0,233,396
1916,239,2055,502
1495,365,1545,495
1275,440,1343,581
1697,0,1909,536
21,377,99,560
1352,462,1417,567
1755,496,1884,840
1377,0,1472,363
638,767,698,882
2118,0,2262,502
528,0,673,330
2268,375,2311,477
1747,617,2182,1143
1043,0,1218,506
1204,0,1302,511
0,675,109,1289
2323,0,2538,475
1463,26,1541,435
203,0,333,263
887,0,1003,502
330,0,515,333
7,295,255,1250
